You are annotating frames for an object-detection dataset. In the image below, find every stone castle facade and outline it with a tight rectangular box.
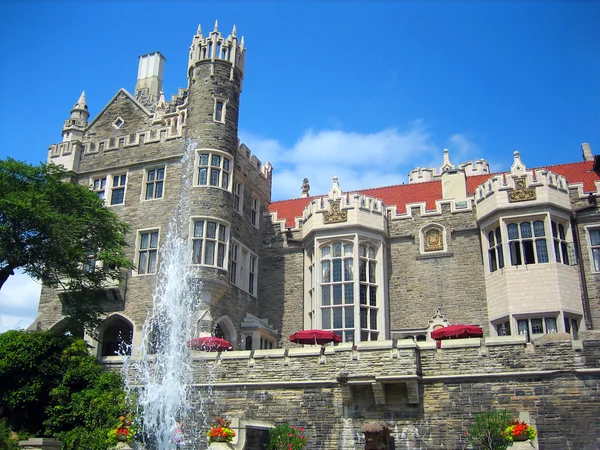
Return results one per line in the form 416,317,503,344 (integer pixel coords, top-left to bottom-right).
31,23,600,449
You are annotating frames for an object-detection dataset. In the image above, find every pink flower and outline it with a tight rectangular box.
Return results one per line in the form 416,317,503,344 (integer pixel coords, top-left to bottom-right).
298,427,304,431
291,426,295,429
289,433,294,437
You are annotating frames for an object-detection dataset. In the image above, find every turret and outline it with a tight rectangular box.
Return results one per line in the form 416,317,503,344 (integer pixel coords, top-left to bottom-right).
62,91,89,142
134,52,166,106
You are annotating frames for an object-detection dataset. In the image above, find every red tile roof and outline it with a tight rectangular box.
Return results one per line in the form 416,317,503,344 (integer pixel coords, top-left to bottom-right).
268,161,599,229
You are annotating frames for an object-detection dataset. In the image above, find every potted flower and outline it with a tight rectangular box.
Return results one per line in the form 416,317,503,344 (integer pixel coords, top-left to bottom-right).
107,413,136,445
265,422,307,450
207,417,236,444
504,420,536,443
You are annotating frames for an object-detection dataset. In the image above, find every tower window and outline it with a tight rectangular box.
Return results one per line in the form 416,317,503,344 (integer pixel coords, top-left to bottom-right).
191,219,228,268
196,150,232,190
251,196,259,229
213,99,227,123
552,221,571,265
507,220,548,266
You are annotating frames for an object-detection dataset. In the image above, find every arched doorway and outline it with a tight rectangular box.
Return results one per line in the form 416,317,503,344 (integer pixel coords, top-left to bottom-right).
99,315,133,357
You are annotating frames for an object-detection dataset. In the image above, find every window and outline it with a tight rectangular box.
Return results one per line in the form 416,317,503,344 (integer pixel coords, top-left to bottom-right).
551,221,570,265
233,182,244,214
110,174,127,205
214,100,225,122
507,220,548,266
137,230,159,275
192,219,228,268
496,321,511,336
230,239,258,296
92,177,107,200
196,151,231,190
589,229,600,272
488,227,504,272
251,196,259,228
564,317,579,339
359,242,379,341
517,317,558,341
316,239,382,343
145,167,165,200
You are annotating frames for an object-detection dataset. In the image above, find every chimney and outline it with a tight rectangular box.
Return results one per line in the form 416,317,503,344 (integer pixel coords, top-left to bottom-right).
582,143,594,162
134,52,166,105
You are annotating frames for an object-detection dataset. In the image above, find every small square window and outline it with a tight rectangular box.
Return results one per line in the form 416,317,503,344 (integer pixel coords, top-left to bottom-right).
113,117,124,129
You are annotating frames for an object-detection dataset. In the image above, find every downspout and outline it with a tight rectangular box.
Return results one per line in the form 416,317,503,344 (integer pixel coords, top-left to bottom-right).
571,214,593,330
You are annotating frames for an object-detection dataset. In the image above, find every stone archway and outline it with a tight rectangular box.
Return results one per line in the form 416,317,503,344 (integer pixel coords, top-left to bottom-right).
98,315,133,357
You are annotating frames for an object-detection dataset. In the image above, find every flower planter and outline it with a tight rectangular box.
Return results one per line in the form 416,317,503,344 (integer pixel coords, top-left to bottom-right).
116,434,128,442
212,437,228,442
512,433,529,442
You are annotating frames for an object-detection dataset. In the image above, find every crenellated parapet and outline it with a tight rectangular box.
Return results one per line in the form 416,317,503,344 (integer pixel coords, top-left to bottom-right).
408,149,490,184
236,143,273,202
475,151,571,222
188,21,245,80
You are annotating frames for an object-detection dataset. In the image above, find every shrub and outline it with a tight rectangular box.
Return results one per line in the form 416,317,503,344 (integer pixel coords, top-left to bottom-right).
265,423,307,450
465,411,512,450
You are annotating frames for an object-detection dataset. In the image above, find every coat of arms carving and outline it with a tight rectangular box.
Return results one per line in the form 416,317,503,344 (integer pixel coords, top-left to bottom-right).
508,178,536,202
324,200,347,224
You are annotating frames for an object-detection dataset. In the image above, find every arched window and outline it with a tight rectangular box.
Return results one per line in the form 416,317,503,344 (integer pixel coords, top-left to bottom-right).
245,335,252,350
100,316,133,357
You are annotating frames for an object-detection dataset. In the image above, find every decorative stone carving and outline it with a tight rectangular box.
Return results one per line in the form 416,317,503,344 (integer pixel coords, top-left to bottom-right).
424,228,443,252
324,200,347,224
508,178,536,202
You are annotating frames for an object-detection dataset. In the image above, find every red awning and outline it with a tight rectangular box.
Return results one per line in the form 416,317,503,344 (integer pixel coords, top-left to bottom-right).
187,337,233,351
289,330,342,345
430,324,484,340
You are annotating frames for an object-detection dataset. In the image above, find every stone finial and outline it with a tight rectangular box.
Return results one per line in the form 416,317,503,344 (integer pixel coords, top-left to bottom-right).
440,148,455,172
301,178,310,198
231,24,237,37
197,24,202,35
582,142,593,162
510,150,526,175
214,19,219,32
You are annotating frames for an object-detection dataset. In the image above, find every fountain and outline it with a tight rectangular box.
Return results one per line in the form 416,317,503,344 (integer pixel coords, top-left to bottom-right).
122,139,205,449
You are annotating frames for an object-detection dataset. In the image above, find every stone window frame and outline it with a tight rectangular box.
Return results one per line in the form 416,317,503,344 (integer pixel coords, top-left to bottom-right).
90,172,128,207
190,217,229,269
585,226,600,273
134,228,160,276
419,223,447,254
233,181,244,214
312,234,385,344
194,149,232,191
112,117,124,129
229,238,258,297
142,165,165,201
486,226,505,273
212,96,228,123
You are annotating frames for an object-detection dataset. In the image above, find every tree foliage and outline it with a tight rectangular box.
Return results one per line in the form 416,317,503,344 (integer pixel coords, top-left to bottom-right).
0,158,133,327
0,330,133,450
465,410,513,450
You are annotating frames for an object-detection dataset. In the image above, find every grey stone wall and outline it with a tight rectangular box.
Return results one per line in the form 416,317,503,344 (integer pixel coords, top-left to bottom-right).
388,205,488,333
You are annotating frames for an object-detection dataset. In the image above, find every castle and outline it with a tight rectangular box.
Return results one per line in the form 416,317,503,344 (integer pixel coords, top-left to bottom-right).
31,23,600,449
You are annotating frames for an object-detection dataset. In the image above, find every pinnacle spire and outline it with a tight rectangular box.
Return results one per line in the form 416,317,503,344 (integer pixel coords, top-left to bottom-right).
214,20,219,32
74,90,88,110
197,24,202,35
231,24,237,37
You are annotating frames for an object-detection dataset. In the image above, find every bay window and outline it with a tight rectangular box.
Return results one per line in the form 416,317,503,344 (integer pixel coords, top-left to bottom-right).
196,150,231,190
192,219,228,268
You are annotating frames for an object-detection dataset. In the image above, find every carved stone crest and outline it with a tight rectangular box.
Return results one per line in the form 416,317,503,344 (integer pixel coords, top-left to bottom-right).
324,200,347,224
424,228,444,252
508,177,536,202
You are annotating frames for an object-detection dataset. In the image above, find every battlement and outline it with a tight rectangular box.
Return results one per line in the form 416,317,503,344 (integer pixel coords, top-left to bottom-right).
475,152,571,221
408,149,490,184
188,21,246,80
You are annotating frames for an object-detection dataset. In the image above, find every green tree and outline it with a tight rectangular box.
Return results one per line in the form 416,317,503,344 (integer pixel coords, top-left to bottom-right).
0,330,72,435
0,158,133,327
0,331,133,450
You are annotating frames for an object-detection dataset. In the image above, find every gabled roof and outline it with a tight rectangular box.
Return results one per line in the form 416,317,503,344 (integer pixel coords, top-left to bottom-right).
268,160,599,229
86,88,152,130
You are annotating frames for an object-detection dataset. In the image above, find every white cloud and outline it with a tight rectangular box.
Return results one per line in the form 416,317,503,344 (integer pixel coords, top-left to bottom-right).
0,270,41,333
241,122,483,200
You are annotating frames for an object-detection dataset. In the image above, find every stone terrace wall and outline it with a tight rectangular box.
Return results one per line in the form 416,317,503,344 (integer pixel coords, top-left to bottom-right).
116,336,600,449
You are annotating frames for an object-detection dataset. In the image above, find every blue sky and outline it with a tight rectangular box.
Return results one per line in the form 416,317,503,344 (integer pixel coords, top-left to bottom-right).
1,1,599,332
